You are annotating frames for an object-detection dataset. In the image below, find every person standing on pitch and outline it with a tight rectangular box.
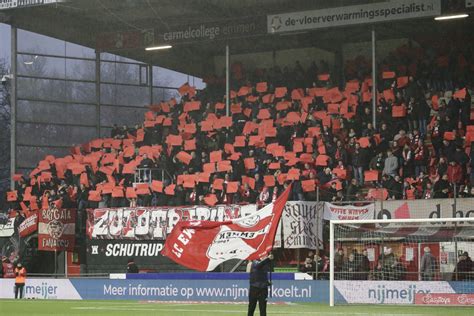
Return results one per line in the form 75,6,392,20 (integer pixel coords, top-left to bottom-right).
14,263,26,299
248,253,273,316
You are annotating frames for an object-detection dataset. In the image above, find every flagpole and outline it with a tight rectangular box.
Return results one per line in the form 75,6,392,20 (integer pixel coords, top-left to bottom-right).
269,256,273,298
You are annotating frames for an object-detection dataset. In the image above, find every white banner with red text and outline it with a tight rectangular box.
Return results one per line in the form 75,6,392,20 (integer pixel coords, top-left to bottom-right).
323,202,375,221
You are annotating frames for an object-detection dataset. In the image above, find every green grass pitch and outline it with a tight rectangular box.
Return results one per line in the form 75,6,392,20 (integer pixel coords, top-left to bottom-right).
0,300,472,315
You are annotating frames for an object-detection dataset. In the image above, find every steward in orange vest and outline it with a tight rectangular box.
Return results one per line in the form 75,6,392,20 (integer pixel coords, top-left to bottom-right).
14,263,26,299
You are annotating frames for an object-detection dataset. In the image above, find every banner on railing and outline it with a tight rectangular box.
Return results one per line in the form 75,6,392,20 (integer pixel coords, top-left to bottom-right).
374,198,474,220
0,217,14,237
19,213,38,238
38,208,76,251
275,201,323,249
85,239,168,269
335,280,457,304
323,202,375,221
86,204,257,240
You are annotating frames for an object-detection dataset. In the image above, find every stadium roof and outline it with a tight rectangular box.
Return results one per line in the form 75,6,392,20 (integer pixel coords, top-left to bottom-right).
1,0,473,76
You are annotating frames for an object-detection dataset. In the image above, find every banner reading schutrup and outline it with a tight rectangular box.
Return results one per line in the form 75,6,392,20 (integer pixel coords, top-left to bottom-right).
323,202,375,221
161,185,291,271
38,208,76,252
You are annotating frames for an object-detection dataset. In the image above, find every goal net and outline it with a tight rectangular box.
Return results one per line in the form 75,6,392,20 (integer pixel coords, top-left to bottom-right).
329,218,474,306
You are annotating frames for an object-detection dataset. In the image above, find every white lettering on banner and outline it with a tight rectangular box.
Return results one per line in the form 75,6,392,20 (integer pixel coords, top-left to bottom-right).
335,281,455,304
90,205,256,239
101,283,313,300
0,0,60,10
267,0,441,33
104,285,127,296
41,238,70,248
172,229,195,258
216,226,268,241
415,293,474,305
323,202,374,221
275,201,322,249
41,208,72,221
19,213,37,236
104,243,163,257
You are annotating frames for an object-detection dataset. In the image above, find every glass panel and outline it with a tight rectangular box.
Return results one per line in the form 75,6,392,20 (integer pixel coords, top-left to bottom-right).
100,52,116,61
17,100,96,126
66,81,96,103
17,54,65,79
17,77,67,101
66,42,95,59
153,87,179,103
191,76,207,90
153,66,189,88
16,146,71,170
66,59,95,81
100,105,147,127
17,123,97,147
100,83,149,107
100,60,142,85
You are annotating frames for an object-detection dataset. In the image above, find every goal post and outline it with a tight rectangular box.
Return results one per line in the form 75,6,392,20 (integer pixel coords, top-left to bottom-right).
329,217,474,306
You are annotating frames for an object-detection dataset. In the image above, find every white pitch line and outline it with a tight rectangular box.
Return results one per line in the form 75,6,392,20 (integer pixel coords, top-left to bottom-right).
70,307,427,315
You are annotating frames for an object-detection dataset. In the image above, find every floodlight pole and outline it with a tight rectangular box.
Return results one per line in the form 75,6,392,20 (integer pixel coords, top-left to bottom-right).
225,44,230,117
10,27,17,190
371,29,377,129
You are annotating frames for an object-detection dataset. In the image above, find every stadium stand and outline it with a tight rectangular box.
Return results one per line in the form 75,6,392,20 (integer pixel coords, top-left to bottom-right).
4,42,474,224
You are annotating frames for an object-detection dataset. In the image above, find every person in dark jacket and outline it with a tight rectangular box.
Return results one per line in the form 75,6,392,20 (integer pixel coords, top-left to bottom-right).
13,211,25,237
299,256,316,275
433,174,451,198
352,143,365,185
248,253,273,316
342,254,359,280
359,249,371,280
454,252,473,281
126,258,139,273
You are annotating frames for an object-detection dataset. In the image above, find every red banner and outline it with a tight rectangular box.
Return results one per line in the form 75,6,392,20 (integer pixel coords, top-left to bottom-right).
415,293,474,306
38,208,76,252
19,213,38,238
161,185,291,271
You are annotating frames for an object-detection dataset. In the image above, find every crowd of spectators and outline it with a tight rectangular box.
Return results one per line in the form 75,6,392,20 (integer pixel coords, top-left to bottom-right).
4,42,474,223
333,247,473,281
